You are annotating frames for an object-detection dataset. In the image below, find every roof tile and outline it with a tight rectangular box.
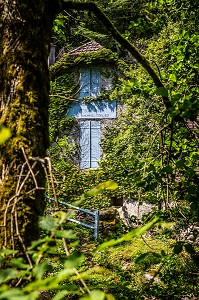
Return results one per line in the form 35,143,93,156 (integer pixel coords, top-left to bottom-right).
68,41,104,56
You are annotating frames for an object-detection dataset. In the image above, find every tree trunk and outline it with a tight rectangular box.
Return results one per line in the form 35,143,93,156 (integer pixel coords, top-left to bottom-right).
0,0,56,253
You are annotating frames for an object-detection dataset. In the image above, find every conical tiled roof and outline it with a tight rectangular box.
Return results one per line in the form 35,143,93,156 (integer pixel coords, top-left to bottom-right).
68,41,104,56
56,41,104,61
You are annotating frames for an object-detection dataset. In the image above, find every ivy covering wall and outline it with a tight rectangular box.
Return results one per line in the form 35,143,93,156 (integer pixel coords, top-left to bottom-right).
49,48,123,209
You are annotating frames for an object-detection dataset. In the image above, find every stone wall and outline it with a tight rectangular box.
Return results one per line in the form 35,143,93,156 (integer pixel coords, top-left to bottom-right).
117,198,157,227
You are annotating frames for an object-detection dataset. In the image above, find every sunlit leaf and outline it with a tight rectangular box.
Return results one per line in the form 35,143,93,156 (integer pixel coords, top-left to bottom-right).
10,257,30,270
0,268,18,284
39,216,58,231
99,180,118,190
33,260,52,279
156,221,175,229
0,249,18,256
64,251,85,269
55,230,76,239
70,266,111,281
85,180,118,197
0,289,39,300
169,73,177,82
24,269,75,292
0,127,11,145
53,211,68,224
80,290,105,300
52,291,70,300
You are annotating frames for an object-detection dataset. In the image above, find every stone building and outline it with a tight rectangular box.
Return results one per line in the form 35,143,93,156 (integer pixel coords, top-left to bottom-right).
50,41,118,169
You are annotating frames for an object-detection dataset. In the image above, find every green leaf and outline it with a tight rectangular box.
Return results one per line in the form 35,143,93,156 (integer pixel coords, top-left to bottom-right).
0,268,18,284
39,216,58,231
52,291,70,300
55,230,76,239
10,257,30,270
0,257,4,266
80,290,105,300
161,165,173,174
0,289,39,300
176,160,185,169
156,87,168,97
134,252,149,263
0,249,18,257
29,237,53,250
64,251,85,269
100,180,118,190
33,260,51,279
156,221,175,229
169,73,177,82
0,127,11,145
105,295,116,300
85,180,118,197
27,291,41,300
184,244,195,254
0,289,25,300
24,269,75,292
173,243,183,254
135,252,161,263
161,250,167,257
53,211,68,224
148,164,156,172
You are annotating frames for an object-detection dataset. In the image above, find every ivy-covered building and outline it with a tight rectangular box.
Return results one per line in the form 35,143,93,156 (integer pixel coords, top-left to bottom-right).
50,41,119,169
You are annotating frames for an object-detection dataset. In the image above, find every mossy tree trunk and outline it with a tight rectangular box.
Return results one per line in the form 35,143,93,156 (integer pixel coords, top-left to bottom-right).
0,0,57,252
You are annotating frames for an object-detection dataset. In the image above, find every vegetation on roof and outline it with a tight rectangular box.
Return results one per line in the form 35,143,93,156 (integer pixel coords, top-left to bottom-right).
50,48,118,79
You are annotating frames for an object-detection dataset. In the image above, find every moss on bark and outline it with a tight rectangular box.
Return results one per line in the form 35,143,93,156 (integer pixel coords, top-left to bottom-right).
0,1,55,253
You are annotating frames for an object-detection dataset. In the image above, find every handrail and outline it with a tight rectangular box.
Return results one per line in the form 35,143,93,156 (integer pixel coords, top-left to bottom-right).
48,198,99,241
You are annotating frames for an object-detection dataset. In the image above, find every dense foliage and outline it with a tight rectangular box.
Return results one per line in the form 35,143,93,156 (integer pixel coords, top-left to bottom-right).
1,0,198,299
0,211,198,300
49,0,199,221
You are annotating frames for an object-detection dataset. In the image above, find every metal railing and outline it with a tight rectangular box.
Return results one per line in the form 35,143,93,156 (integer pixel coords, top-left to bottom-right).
48,198,99,241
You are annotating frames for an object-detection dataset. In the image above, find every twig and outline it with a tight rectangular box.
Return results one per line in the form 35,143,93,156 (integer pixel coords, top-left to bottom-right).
14,210,33,268
62,237,90,294
141,235,156,250
22,147,38,189
46,157,59,208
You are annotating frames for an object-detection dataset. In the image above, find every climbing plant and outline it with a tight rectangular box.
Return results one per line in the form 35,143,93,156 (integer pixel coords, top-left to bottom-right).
49,0,198,222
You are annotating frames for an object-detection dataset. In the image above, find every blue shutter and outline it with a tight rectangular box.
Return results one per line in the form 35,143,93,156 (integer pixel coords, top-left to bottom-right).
78,68,101,168
90,121,100,168
79,69,91,99
79,121,101,168
79,68,101,99
91,69,101,97
80,121,90,168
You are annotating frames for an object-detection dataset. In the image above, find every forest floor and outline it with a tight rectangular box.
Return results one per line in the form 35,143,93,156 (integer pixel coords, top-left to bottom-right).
64,222,199,300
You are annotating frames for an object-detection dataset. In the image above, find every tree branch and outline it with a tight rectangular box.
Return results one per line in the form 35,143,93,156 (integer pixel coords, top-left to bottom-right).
60,1,171,109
